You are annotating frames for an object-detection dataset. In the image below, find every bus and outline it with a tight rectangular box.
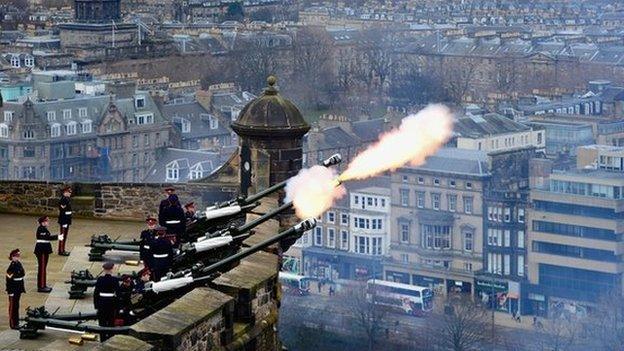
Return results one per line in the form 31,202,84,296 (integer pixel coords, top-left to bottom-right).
366,279,434,316
279,272,311,296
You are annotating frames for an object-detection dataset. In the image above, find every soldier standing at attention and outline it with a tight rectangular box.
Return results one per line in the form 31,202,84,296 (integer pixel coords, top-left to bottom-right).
57,186,73,256
139,216,158,269
34,216,58,293
149,226,174,282
161,194,187,245
158,186,176,226
6,249,25,329
94,262,119,341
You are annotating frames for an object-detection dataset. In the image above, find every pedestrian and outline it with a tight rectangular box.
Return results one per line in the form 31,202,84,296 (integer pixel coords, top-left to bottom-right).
139,216,158,269
6,249,25,330
57,185,72,256
149,226,174,281
94,262,119,341
34,216,58,293
317,281,321,293
517,314,522,323
329,285,335,296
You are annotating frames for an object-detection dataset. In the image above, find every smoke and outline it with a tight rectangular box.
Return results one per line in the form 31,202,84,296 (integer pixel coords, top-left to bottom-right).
285,165,346,219
286,104,454,218
339,104,454,181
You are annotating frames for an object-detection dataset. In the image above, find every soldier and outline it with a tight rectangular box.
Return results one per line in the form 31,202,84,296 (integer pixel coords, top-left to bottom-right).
139,216,158,269
149,226,174,282
116,274,134,325
94,262,119,341
133,268,151,294
34,216,58,293
158,186,176,226
6,249,25,330
184,202,197,222
57,185,73,256
161,194,187,245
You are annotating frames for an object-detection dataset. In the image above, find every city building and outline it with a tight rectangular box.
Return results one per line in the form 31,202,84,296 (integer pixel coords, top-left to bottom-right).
144,147,234,183
0,71,176,182
525,146,624,317
384,148,490,296
302,185,391,280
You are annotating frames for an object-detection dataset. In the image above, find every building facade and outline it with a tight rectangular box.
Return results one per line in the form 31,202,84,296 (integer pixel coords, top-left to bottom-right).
384,148,489,296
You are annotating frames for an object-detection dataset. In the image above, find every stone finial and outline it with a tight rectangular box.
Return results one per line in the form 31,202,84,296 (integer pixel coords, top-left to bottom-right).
265,75,278,95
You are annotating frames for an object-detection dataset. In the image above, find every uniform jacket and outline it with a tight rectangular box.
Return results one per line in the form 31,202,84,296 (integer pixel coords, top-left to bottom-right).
94,274,120,310
58,196,72,225
34,225,58,255
6,261,25,294
139,229,156,265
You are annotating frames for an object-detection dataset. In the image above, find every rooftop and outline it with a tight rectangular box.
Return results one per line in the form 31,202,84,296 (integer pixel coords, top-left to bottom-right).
402,148,490,176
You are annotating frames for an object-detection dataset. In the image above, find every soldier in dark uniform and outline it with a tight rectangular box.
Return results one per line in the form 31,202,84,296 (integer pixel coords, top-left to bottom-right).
161,194,187,245
94,262,119,341
57,186,73,256
139,216,158,269
158,186,176,226
116,274,134,325
133,268,151,294
6,249,25,329
34,216,58,293
184,202,197,222
149,226,174,282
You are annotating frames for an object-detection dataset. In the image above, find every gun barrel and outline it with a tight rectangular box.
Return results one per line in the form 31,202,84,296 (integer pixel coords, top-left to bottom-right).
233,201,293,234
27,317,132,334
88,243,140,252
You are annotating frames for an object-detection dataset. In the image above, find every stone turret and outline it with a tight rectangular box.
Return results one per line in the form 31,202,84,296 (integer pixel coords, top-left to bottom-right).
231,76,310,201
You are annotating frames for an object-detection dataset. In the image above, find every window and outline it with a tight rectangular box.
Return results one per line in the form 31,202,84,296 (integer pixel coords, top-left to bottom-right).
464,230,473,251
354,195,359,205
517,255,525,277
421,224,451,250
136,113,154,125
466,182,473,189
504,255,511,275
22,129,34,139
504,230,511,247
10,55,19,67
327,211,335,223
209,115,219,129
417,191,425,208
402,175,408,183
132,153,138,166
518,208,525,223
23,146,35,157
433,178,440,186
24,56,34,67
181,118,191,133
537,132,543,144
315,227,323,246
449,180,456,187
487,229,502,247
4,111,14,122
463,197,473,214
132,135,139,147
431,193,440,210
62,109,71,120
464,262,473,271
144,134,150,146
401,254,409,263
448,194,457,212
504,208,511,222
66,122,77,135
367,197,373,206
51,123,61,137
341,230,348,250
355,236,369,254
417,177,424,184
400,222,410,243
399,189,409,206
341,213,348,225
135,96,145,108
381,198,386,207
532,241,618,262
372,237,383,255
46,111,56,121
78,107,87,118
166,160,179,181
517,230,525,248
81,119,92,133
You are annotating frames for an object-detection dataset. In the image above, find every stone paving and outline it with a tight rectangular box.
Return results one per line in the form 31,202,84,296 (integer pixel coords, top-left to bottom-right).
0,213,143,332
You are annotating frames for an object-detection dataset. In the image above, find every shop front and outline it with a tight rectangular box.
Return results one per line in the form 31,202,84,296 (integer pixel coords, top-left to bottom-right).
475,278,520,315
446,279,472,294
302,246,382,281
385,270,410,284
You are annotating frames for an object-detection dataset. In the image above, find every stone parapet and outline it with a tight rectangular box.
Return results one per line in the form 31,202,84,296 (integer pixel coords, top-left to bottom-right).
93,335,155,351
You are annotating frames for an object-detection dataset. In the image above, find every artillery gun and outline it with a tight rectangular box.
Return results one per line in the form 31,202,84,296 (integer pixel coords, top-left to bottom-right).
20,218,317,340
84,153,341,262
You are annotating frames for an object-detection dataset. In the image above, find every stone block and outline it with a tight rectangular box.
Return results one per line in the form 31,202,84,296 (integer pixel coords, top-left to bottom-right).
92,335,154,351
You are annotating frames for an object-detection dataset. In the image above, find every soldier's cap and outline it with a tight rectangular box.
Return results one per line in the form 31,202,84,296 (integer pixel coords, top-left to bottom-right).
62,185,72,193
184,202,195,208
9,249,20,260
38,216,49,224
164,186,175,192
146,216,157,223
102,262,114,270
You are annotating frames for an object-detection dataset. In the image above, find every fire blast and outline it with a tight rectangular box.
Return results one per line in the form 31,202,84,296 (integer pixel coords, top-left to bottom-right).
287,104,454,218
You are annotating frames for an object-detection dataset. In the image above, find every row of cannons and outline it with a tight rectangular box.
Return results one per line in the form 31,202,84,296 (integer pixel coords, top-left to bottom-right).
19,153,343,341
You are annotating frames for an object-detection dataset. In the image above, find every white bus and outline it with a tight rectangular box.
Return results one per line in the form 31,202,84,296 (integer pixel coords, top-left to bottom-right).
366,279,434,316
279,272,310,296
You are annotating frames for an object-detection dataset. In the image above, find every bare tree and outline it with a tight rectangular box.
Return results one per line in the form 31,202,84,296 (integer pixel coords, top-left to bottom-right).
427,295,491,351
587,290,624,351
440,56,479,104
495,55,520,97
229,39,280,93
339,281,388,351
533,314,581,351
354,29,396,97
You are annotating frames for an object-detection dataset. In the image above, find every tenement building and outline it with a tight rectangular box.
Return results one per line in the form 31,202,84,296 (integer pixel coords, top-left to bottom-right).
0,72,175,182
525,145,624,317
384,148,490,296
